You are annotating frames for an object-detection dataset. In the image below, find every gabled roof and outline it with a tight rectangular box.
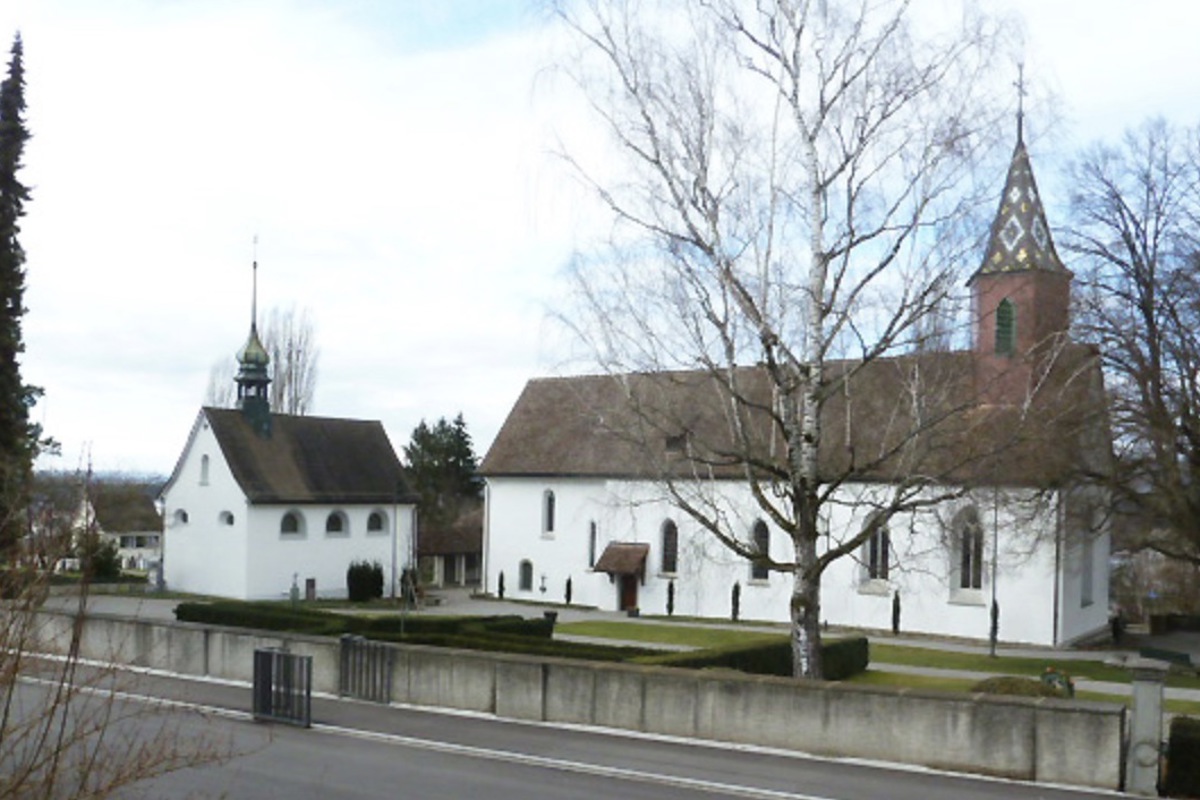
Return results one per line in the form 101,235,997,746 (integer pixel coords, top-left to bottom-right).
189,408,417,505
480,346,1109,489
418,505,483,556
972,137,1068,280
90,482,161,532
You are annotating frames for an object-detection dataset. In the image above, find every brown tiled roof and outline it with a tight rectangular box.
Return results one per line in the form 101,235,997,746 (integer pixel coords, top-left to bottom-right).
593,542,649,575
480,346,1109,488
204,408,416,505
90,482,161,532
418,505,483,556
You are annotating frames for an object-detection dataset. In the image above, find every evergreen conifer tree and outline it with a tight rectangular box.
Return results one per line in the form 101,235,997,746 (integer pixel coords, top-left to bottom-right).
403,413,481,530
0,33,39,552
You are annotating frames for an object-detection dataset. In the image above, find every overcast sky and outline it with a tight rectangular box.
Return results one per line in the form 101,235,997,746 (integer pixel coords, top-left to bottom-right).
0,0,1197,477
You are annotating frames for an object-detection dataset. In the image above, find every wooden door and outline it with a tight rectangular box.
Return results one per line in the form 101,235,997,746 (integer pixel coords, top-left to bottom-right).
619,574,638,611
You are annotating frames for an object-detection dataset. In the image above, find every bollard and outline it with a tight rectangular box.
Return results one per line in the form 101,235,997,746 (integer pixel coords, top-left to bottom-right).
1126,657,1169,796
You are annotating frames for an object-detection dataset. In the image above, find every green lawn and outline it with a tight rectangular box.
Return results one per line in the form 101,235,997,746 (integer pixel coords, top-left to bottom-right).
555,620,1200,692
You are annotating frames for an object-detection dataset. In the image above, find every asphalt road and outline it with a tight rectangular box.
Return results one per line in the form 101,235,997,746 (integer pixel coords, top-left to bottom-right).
11,666,1120,800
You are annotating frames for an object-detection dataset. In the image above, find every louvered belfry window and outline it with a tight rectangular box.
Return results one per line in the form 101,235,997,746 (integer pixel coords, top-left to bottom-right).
995,298,1016,356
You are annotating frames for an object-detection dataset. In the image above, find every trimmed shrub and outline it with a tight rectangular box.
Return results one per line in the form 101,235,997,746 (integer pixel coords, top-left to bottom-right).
347,560,384,603
821,637,870,680
971,676,1062,698
636,635,869,680
1165,716,1200,798
174,601,349,636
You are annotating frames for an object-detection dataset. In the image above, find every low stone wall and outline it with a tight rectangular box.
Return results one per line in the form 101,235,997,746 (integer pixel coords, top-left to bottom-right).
29,610,1125,789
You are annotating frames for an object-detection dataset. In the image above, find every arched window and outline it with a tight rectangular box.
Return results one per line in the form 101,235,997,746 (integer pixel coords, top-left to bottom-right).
661,519,679,574
173,509,189,526
367,511,386,533
325,511,348,536
588,521,598,568
519,559,534,591
199,454,210,485
1081,533,1095,607
862,514,889,581
281,511,303,535
995,298,1016,356
219,510,235,526
543,490,556,534
750,520,770,581
955,507,984,590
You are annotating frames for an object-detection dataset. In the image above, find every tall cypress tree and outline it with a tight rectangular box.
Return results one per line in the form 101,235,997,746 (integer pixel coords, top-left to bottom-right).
0,33,35,552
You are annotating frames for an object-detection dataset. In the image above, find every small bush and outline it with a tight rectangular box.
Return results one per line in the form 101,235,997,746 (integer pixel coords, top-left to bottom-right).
1165,716,1200,798
78,535,122,582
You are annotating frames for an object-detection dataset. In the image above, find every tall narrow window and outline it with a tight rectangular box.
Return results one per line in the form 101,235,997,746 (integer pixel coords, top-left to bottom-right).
588,521,598,568
1081,534,1095,607
750,520,770,581
863,516,890,581
661,519,679,574
543,490,556,534
519,559,534,591
956,508,984,590
199,454,210,486
995,298,1016,356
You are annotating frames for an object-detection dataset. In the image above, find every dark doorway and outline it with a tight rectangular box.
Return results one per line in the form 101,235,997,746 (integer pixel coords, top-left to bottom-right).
619,574,638,611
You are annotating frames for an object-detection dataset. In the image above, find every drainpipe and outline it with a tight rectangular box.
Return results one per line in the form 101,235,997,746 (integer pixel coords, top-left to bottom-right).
391,485,398,601
990,488,999,657
481,481,491,595
1052,492,1062,646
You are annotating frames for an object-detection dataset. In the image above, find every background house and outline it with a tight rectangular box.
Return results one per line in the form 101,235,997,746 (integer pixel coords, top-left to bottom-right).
418,504,482,589
28,473,162,572
481,130,1112,647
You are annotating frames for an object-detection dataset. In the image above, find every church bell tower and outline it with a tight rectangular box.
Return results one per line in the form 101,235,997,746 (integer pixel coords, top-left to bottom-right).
969,99,1071,404
236,258,272,437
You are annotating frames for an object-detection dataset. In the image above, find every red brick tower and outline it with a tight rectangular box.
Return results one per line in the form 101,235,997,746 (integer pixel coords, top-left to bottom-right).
969,120,1071,404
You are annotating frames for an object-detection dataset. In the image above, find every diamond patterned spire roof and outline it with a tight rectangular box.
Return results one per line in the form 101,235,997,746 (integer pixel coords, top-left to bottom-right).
973,138,1066,278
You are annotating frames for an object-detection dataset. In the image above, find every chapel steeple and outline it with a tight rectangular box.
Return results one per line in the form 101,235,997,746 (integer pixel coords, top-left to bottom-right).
969,82,1071,403
235,256,272,437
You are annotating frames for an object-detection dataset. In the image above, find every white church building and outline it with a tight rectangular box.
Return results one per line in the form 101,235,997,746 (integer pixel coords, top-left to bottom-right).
481,130,1112,647
160,273,417,601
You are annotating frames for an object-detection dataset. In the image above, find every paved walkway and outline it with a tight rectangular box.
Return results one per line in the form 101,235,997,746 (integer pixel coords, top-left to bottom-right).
40,587,1200,703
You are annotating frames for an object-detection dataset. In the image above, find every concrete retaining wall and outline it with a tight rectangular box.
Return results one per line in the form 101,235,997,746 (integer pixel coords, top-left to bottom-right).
28,609,1125,789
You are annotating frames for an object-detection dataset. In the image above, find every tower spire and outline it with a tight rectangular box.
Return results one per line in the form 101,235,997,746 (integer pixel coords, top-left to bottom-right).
236,241,271,436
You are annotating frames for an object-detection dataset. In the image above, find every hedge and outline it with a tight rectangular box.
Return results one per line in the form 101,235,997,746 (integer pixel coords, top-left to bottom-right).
172,602,636,659
1165,716,1200,798
635,635,869,680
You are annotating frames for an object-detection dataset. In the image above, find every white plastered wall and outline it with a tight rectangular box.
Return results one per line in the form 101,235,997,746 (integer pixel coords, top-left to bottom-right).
485,475,1091,645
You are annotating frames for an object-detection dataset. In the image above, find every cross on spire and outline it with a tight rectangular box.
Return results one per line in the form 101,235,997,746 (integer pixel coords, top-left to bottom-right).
1015,62,1026,143
251,234,259,335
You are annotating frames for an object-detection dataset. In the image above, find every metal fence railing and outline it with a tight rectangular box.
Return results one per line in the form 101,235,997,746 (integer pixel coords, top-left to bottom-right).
339,634,393,704
252,647,312,728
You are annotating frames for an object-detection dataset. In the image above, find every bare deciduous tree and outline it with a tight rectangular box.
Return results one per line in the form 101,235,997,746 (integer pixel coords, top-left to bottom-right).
1065,118,1200,566
553,0,1021,677
205,305,319,415
2,508,226,796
